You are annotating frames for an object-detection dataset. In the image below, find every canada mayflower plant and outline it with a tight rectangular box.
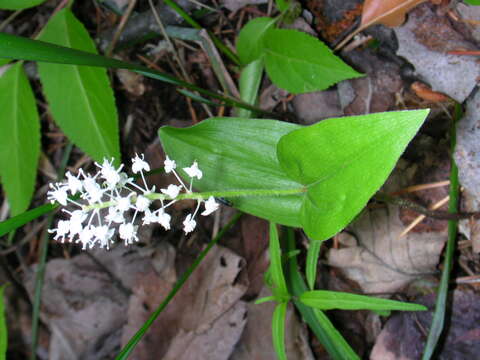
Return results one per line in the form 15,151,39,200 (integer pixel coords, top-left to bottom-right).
47,154,219,250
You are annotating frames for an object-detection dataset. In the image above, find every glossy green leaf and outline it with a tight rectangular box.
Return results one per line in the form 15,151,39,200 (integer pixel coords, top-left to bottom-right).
0,0,45,10
37,8,120,164
0,63,40,215
306,240,321,290
300,290,427,311
464,0,480,5
263,28,362,93
277,110,429,240
269,222,289,298
236,17,276,65
159,118,303,226
0,285,6,360
0,59,9,67
272,302,287,360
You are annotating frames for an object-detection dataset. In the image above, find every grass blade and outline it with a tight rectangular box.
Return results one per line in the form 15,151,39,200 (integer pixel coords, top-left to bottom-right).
306,239,321,290
272,302,287,360
116,211,242,359
0,284,7,360
421,104,461,359
0,33,265,114
285,228,360,360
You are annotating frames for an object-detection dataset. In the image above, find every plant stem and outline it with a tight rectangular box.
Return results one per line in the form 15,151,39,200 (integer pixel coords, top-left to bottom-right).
83,187,307,211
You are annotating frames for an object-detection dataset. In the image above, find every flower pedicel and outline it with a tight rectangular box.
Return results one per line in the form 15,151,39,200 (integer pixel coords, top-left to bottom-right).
47,155,219,250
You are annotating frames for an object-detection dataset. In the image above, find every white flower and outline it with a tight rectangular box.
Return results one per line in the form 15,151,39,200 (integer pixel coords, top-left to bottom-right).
47,183,69,205
77,225,94,250
157,209,171,230
49,220,70,242
142,209,158,225
106,207,125,224
183,161,203,179
92,225,115,249
164,156,176,173
65,171,83,194
161,184,181,199
82,176,104,204
69,210,87,236
116,194,134,213
119,223,138,245
132,153,150,174
96,158,123,188
183,214,196,234
201,196,219,216
135,195,151,212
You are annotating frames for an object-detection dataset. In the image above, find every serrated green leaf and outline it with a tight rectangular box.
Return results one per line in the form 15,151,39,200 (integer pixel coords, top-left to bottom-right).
236,17,276,65
272,302,287,360
158,117,303,226
269,222,288,298
0,63,40,215
306,240,321,290
0,0,45,10
0,285,6,360
37,8,120,164
277,110,429,240
300,290,427,311
263,28,362,93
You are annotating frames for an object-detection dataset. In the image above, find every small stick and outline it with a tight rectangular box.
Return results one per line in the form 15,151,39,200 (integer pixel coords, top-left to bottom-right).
399,196,449,238
106,0,138,57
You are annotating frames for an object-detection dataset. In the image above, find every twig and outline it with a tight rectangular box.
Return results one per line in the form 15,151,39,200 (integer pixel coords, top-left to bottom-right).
106,0,138,57
374,192,480,220
0,9,22,32
399,196,449,238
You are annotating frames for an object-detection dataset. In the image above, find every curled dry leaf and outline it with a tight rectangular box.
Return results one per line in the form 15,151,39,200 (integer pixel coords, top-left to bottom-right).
335,0,429,50
361,0,429,28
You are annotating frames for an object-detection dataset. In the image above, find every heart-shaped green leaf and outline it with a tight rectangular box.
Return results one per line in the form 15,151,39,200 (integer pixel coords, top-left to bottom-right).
300,290,427,311
159,118,303,226
263,28,362,94
277,110,429,240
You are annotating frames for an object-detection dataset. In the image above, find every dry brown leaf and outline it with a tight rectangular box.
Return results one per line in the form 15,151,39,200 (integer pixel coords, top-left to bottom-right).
335,0,429,50
361,0,429,28
327,204,446,294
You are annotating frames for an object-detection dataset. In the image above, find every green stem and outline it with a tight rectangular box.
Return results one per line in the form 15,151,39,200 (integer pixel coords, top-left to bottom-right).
83,187,306,211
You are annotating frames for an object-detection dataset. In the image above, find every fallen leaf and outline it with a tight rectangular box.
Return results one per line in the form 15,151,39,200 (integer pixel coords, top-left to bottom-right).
122,245,248,360
394,5,480,102
361,0,429,28
326,161,447,294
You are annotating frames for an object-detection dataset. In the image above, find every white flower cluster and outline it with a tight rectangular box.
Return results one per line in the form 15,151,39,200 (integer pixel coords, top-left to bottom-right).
48,154,219,250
